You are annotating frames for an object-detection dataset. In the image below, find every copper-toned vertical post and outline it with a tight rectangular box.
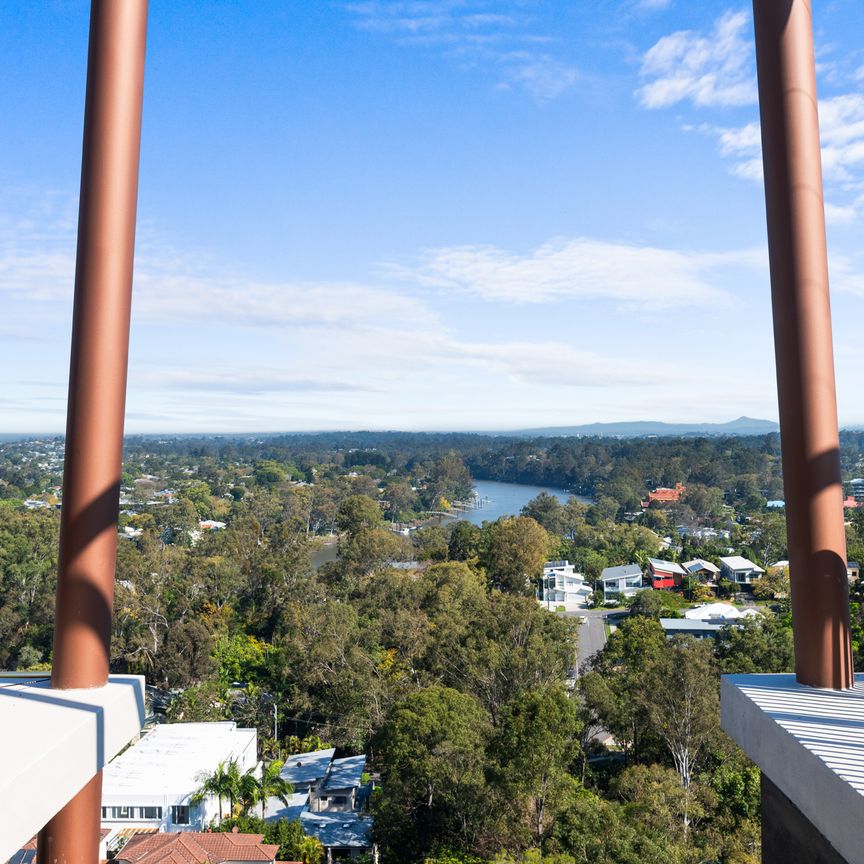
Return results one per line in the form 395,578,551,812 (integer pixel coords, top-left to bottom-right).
36,2,147,863
752,0,853,689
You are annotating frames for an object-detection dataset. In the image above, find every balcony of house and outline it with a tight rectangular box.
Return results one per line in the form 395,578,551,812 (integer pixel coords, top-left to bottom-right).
0,672,146,864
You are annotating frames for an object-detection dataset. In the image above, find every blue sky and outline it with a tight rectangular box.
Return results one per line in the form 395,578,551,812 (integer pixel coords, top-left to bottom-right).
4,0,864,432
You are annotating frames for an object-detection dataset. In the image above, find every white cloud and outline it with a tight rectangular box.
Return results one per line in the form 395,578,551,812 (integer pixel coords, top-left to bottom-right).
138,368,378,395
701,94,864,222
638,10,756,109
501,53,579,102
344,1,578,101
637,0,672,10
388,237,738,307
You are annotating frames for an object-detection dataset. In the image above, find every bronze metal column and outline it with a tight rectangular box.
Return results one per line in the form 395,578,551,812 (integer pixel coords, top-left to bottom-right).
752,0,853,689
37,2,147,862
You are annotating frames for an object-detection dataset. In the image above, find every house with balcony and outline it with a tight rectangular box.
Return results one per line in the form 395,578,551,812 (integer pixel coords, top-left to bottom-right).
599,564,643,602
100,722,258,832
646,558,686,590
718,555,765,588
681,558,721,585
538,560,592,610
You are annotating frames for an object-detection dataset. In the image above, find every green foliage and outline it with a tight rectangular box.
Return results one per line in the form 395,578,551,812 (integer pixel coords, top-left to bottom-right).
215,816,323,863
627,589,686,618
167,681,231,723
714,615,794,674
215,633,270,684
254,460,287,488
337,494,383,536
373,685,490,864
480,516,551,595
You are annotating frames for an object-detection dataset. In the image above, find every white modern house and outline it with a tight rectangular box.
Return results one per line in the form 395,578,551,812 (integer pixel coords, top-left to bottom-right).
599,564,643,602
719,555,765,587
538,560,592,610
100,722,258,832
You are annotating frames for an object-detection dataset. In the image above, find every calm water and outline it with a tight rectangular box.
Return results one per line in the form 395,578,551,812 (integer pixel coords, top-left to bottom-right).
310,479,592,568
455,479,591,526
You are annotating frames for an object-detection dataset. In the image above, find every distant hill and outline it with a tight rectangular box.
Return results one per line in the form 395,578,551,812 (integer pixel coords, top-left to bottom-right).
504,416,780,438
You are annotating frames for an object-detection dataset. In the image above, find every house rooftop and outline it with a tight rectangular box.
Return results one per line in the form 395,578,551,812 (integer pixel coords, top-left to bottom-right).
648,557,686,574
323,755,366,791
600,563,642,581
117,832,281,864
279,749,336,786
300,813,372,849
102,722,256,799
263,792,308,823
659,618,725,634
684,602,740,621
681,558,721,574
719,555,765,572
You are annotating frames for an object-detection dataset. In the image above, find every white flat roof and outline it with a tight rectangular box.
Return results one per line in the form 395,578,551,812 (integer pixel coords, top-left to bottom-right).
102,722,256,799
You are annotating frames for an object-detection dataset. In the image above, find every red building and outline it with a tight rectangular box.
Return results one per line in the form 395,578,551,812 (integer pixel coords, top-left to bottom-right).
647,557,686,590
643,482,686,507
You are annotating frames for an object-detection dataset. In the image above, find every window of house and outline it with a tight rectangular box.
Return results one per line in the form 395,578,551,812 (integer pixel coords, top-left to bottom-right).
171,805,190,825
142,806,162,819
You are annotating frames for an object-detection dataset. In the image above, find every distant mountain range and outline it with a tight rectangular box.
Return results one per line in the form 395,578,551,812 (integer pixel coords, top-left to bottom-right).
504,416,781,438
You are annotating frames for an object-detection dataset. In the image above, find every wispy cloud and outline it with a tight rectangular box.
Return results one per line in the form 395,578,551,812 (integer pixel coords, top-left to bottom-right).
637,10,756,109
344,1,579,102
138,368,377,395
386,236,745,307
699,93,864,222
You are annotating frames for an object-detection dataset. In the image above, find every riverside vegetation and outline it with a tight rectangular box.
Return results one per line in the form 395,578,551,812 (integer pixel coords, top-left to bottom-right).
6,431,864,862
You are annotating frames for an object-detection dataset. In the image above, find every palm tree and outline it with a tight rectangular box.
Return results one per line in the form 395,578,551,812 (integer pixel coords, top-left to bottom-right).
238,767,261,817
255,760,293,819
224,759,243,816
192,760,240,823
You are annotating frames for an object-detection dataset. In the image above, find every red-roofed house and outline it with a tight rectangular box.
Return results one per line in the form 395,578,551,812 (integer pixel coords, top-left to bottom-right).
645,482,686,506
115,832,292,864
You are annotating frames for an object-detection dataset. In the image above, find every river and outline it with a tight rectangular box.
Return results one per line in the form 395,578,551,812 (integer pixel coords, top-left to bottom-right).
454,479,591,525
311,479,590,568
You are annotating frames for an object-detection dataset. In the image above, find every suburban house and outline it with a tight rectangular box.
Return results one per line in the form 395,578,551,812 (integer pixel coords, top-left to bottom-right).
644,482,685,506
299,813,373,861
115,832,282,864
101,722,258,832
659,618,725,639
646,558,686,590
273,749,373,859
684,602,762,623
312,756,367,813
718,555,765,587
279,748,336,794
848,561,860,582
538,560,592,610
681,558,721,586
599,564,643,602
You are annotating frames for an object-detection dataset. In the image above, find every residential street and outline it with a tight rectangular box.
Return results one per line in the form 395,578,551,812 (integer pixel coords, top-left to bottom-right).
563,608,621,669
